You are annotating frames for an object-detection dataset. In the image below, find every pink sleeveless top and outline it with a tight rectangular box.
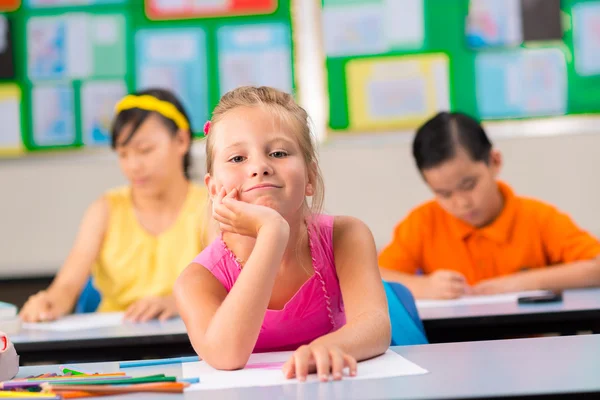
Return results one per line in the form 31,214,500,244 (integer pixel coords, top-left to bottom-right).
192,214,346,352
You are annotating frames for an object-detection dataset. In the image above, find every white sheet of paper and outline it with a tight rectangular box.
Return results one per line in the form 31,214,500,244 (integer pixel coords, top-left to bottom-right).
217,24,293,95
22,312,125,331
81,80,127,145
183,350,427,391
32,84,76,146
416,290,552,309
384,0,424,49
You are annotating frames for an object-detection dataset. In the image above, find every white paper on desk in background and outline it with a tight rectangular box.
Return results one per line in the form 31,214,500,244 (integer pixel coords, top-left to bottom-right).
22,312,125,331
183,350,427,391
416,290,552,309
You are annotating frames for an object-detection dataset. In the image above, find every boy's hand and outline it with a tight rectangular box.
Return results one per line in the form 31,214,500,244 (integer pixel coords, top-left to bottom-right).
472,274,526,295
423,270,470,299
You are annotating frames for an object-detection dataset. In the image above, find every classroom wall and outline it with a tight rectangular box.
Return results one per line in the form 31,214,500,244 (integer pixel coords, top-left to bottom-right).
3,1,600,278
2,127,600,278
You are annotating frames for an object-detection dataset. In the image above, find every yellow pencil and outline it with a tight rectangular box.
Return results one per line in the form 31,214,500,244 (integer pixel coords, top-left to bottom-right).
0,392,60,399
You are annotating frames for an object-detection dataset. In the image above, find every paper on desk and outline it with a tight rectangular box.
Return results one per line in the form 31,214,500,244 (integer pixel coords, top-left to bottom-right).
22,312,125,331
416,290,552,309
182,349,427,391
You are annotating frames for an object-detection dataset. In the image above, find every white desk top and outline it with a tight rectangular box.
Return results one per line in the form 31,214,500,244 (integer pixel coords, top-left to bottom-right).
418,288,600,321
16,334,600,399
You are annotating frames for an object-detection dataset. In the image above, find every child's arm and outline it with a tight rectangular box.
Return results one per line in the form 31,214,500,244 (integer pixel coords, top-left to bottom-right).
474,207,600,294
473,258,600,295
381,269,469,299
19,198,108,322
175,189,290,370
123,295,179,323
283,216,391,381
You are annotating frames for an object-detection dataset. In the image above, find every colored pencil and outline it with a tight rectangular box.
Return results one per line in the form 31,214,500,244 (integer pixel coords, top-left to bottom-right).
61,368,85,376
23,373,126,381
179,377,200,384
119,355,199,368
41,375,174,387
46,381,188,394
0,392,60,399
1,376,131,389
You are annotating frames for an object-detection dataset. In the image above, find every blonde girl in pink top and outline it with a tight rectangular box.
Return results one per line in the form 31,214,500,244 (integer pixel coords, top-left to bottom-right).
175,86,390,382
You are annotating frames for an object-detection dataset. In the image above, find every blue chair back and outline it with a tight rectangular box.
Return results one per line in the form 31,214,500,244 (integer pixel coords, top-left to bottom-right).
74,278,101,314
383,281,428,346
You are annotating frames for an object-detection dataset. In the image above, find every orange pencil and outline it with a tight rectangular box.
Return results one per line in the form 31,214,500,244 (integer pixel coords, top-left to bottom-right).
55,391,98,399
46,382,189,394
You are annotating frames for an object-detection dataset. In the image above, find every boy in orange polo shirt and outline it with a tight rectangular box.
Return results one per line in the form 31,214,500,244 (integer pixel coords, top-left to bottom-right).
379,112,600,299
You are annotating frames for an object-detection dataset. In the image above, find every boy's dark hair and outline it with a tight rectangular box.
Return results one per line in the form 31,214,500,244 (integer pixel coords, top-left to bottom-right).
111,88,193,179
412,111,492,171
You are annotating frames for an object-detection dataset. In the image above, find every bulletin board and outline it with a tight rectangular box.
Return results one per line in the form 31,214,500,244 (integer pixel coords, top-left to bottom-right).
323,0,600,133
0,0,296,155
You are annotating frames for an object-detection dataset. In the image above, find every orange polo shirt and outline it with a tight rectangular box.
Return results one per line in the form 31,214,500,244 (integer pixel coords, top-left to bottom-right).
378,182,600,285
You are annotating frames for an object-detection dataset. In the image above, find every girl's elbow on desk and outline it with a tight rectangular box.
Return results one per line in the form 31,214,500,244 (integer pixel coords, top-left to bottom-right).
375,310,393,354
360,309,391,358
191,341,252,371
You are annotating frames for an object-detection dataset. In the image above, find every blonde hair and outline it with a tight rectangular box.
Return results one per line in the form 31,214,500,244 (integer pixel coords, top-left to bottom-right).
205,86,324,217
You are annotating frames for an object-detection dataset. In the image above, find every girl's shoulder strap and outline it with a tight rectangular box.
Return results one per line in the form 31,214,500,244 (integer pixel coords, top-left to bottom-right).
308,214,335,272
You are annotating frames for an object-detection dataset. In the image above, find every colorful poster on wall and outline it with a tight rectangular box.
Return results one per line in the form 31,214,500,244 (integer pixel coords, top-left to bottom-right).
0,84,23,156
0,0,20,12
465,0,522,48
0,15,14,79
81,79,126,146
27,13,126,81
146,0,277,21
322,0,424,57
135,28,208,134
345,53,450,131
572,2,600,77
475,48,567,119
31,84,76,146
25,0,126,8
217,22,292,95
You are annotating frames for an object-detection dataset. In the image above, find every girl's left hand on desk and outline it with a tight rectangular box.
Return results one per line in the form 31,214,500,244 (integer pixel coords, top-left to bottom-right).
124,295,178,323
282,344,357,382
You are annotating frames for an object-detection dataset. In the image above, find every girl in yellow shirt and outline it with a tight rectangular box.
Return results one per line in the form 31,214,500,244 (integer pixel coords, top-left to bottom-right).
20,88,209,323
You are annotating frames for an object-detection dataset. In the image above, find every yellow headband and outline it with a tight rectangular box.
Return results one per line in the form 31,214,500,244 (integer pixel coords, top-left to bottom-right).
114,95,190,131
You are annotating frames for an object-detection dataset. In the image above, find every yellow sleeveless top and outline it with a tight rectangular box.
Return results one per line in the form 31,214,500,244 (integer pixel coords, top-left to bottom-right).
93,183,209,312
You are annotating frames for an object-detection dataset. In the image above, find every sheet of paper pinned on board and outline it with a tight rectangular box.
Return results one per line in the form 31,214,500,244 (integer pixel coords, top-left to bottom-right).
321,0,424,57
182,350,428,391
0,84,22,154
572,2,600,76
416,290,552,309
22,312,125,331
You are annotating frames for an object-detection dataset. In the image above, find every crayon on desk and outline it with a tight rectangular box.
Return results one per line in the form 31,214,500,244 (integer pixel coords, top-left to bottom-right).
1,376,130,389
0,393,60,399
42,374,175,386
119,355,199,368
47,381,189,395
